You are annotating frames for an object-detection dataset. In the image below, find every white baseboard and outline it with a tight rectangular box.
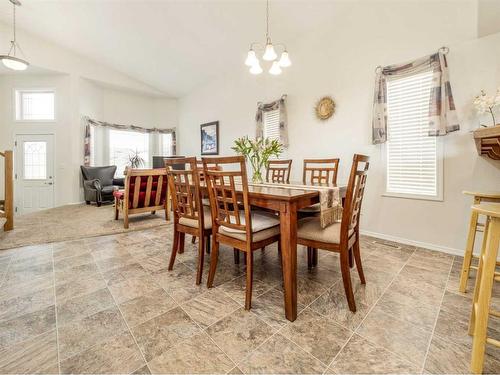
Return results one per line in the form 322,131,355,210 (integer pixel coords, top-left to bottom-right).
360,229,464,257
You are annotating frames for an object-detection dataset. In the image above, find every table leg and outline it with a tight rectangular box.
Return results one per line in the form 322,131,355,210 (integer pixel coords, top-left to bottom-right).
280,201,297,321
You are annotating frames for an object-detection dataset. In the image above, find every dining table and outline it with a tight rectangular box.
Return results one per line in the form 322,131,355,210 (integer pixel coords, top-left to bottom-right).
228,181,347,322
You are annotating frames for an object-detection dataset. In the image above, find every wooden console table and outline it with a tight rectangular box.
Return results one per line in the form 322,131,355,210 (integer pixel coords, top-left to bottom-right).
474,125,500,160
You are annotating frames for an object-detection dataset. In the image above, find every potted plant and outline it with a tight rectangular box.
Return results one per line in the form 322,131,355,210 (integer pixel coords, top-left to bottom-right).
123,149,145,175
473,88,500,127
232,136,283,183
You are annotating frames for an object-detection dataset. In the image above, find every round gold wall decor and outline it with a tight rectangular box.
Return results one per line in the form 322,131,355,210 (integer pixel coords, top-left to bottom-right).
315,96,335,121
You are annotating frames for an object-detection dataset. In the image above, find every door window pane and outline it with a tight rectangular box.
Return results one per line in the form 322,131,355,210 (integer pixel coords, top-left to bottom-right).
109,130,149,176
24,141,47,179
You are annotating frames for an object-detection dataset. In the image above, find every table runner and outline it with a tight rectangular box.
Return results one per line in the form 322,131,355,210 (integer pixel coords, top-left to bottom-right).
249,182,342,228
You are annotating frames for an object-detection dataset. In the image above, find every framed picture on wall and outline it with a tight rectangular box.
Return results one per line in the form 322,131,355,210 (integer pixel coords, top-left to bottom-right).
200,121,219,155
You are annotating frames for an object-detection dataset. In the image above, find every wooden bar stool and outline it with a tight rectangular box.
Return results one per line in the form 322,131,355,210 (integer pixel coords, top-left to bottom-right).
468,203,500,374
459,191,500,292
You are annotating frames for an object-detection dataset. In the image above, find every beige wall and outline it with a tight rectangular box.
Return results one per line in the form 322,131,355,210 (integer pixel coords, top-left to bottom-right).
177,0,500,254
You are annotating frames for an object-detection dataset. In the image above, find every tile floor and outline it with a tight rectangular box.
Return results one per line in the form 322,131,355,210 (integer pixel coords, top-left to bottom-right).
1,226,500,374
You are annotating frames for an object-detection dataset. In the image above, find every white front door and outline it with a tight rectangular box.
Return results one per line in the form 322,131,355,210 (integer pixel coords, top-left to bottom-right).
14,134,55,214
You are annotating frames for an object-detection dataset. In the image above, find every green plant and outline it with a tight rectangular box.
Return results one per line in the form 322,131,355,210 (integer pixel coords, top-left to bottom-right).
128,149,145,168
232,136,283,183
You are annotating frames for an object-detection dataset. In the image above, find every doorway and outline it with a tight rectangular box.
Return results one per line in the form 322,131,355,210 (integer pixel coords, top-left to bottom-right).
14,134,55,215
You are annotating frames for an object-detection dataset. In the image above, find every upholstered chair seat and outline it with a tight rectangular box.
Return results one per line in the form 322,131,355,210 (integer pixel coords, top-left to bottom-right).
219,211,280,242
179,206,213,229
298,203,321,213
298,216,354,244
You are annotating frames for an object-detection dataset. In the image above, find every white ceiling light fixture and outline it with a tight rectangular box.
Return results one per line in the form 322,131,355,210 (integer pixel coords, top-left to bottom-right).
1,0,29,71
245,0,291,75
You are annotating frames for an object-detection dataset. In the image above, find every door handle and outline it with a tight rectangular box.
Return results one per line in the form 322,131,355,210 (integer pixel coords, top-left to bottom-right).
46,182,53,185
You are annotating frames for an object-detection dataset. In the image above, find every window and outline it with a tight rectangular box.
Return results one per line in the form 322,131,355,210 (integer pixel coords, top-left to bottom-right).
160,133,173,156
386,70,442,200
15,90,55,121
23,141,47,179
109,130,149,176
263,109,280,141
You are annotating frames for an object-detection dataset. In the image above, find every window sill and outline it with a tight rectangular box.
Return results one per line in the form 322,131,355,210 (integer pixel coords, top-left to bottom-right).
382,192,443,202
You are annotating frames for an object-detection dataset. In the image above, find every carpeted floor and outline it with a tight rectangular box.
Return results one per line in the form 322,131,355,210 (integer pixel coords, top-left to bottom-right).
0,204,170,250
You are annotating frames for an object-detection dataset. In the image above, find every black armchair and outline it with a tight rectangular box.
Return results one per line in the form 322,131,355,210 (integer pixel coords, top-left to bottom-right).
80,165,124,207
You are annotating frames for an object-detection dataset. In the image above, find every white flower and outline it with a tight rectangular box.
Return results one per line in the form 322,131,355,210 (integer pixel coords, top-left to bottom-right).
495,88,500,106
474,90,496,114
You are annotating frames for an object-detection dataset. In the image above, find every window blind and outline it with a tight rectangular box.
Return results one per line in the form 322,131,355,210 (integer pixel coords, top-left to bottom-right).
386,70,438,197
263,109,280,141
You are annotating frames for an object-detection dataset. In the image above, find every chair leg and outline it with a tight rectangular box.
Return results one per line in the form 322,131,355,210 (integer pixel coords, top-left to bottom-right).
460,209,480,292
196,234,205,285
470,218,500,374
245,251,254,310
353,239,366,284
178,233,185,254
192,236,197,244
340,249,356,312
207,238,219,288
307,247,313,269
312,248,318,267
168,229,180,271
114,205,119,220
469,218,490,336
233,249,240,264
124,213,129,229
348,248,354,268
206,236,211,254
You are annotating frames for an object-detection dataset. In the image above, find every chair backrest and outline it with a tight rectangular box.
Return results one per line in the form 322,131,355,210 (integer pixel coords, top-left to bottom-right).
81,165,117,186
196,159,222,182
124,168,168,209
340,154,369,240
302,158,339,184
166,157,204,227
202,156,253,244
266,159,292,183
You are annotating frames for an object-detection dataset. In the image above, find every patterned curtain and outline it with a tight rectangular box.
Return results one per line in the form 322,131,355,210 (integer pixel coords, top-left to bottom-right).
372,50,459,144
256,95,289,147
83,118,92,167
82,116,177,165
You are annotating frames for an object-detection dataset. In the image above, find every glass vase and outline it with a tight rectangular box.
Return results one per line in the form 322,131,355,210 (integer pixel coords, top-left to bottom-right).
252,168,264,184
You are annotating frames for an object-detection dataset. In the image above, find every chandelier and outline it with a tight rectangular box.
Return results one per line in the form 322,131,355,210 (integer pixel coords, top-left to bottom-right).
244,0,291,75
0,0,29,71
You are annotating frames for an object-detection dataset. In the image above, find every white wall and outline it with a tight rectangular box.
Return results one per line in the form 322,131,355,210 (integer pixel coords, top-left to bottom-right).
177,0,500,254
0,23,178,207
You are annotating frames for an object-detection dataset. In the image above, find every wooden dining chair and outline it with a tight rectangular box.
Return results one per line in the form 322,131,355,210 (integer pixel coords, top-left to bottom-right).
299,158,340,214
297,154,369,312
303,158,340,184
166,157,212,285
203,155,281,310
266,159,292,183
191,160,223,245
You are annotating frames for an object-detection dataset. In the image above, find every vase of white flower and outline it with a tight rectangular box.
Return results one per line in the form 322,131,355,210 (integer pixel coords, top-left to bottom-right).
473,88,500,127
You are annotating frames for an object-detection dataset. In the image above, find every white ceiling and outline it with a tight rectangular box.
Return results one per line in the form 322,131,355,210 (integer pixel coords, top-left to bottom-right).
0,0,338,97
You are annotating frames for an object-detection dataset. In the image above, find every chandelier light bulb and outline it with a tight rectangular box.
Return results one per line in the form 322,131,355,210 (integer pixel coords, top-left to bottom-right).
245,49,258,66
278,51,291,67
263,43,277,61
249,61,263,75
269,61,282,75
